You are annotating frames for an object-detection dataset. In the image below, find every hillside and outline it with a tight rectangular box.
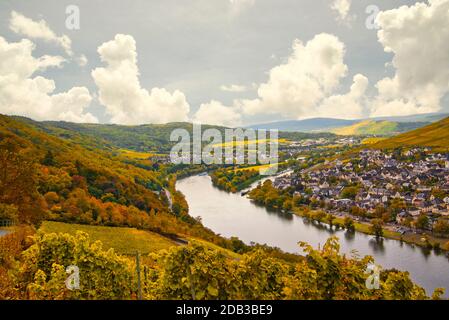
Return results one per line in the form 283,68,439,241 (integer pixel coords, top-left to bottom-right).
372,116,449,150
12,116,336,155
14,118,229,153
40,221,178,255
331,120,427,136
247,113,448,134
0,114,230,245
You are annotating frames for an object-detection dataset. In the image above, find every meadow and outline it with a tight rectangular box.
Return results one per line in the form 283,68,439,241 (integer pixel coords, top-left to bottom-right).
40,221,177,255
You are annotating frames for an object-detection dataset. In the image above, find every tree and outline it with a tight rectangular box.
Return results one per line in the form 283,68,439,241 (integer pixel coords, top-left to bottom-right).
0,139,45,224
42,150,55,166
415,215,430,230
350,206,366,218
340,186,359,200
431,188,447,200
0,204,18,223
390,198,406,214
325,214,336,227
343,216,355,232
314,211,326,223
370,219,384,238
433,219,449,235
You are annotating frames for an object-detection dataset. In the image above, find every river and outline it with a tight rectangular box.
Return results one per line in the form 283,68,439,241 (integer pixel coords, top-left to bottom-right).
177,174,449,297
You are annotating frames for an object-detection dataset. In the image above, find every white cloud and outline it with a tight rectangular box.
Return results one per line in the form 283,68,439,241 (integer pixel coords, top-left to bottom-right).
317,74,368,119
92,34,190,125
193,100,242,127
220,84,247,92
331,0,352,23
9,11,73,56
371,0,449,117
241,33,349,119
0,36,96,123
77,54,88,67
37,55,67,70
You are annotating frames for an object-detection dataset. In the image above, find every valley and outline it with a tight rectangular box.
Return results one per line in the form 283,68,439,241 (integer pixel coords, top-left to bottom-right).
1,113,449,300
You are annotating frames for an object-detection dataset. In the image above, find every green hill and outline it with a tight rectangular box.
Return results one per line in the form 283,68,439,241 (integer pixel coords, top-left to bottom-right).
11,116,335,154
331,120,428,136
0,114,227,243
12,117,229,153
372,116,449,151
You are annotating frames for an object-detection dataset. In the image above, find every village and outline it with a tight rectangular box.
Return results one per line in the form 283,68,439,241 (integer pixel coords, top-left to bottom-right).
272,148,449,235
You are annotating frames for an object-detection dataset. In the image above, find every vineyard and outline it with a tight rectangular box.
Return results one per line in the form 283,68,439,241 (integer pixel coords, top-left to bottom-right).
0,226,443,300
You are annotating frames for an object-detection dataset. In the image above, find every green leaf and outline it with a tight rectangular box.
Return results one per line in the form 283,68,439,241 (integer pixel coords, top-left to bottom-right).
207,285,219,297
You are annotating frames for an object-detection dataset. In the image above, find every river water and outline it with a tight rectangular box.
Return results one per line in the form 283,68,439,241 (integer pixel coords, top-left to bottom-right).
177,174,449,297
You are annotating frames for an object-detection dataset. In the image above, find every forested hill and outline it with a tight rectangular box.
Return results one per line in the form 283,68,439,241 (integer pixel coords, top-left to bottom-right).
11,116,335,153
12,117,226,152
372,116,449,151
0,114,225,244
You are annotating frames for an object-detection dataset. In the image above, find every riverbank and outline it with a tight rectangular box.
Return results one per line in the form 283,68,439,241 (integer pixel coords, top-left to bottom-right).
177,174,449,295
291,207,449,253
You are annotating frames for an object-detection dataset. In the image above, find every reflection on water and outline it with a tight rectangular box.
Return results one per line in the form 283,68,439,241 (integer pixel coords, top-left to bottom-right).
177,174,449,296
368,238,386,255
344,230,355,243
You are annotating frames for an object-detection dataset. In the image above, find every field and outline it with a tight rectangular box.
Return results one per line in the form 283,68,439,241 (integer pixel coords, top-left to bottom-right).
39,221,178,255
332,120,397,136
39,221,243,259
119,149,163,160
361,137,387,145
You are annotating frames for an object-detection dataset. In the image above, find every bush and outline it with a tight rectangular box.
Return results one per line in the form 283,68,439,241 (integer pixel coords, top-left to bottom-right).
0,203,19,223
17,231,135,300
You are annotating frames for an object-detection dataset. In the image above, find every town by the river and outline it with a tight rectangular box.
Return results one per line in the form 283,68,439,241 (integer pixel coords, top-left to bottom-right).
177,174,449,297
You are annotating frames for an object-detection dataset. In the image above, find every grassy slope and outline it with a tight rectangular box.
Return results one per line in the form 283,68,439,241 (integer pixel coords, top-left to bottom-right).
332,120,431,136
332,120,398,136
373,116,449,151
40,221,178,255
40,221,242,259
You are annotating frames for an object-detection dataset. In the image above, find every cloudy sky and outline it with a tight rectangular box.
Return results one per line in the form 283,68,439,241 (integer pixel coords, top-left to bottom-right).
1,0,448,126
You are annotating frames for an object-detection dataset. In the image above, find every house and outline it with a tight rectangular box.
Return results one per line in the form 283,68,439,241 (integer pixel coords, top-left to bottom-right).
439,210,449,217
386,183,394,190
319,182,330,189
394,192,402,199
409,208,421,217
412,197,425,208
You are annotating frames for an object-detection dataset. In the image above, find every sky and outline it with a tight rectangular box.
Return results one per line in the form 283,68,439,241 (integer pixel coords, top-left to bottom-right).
0,0,449,126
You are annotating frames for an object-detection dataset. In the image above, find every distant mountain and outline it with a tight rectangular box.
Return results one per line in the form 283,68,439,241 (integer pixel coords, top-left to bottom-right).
247,113,449,135
372,116,449,150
